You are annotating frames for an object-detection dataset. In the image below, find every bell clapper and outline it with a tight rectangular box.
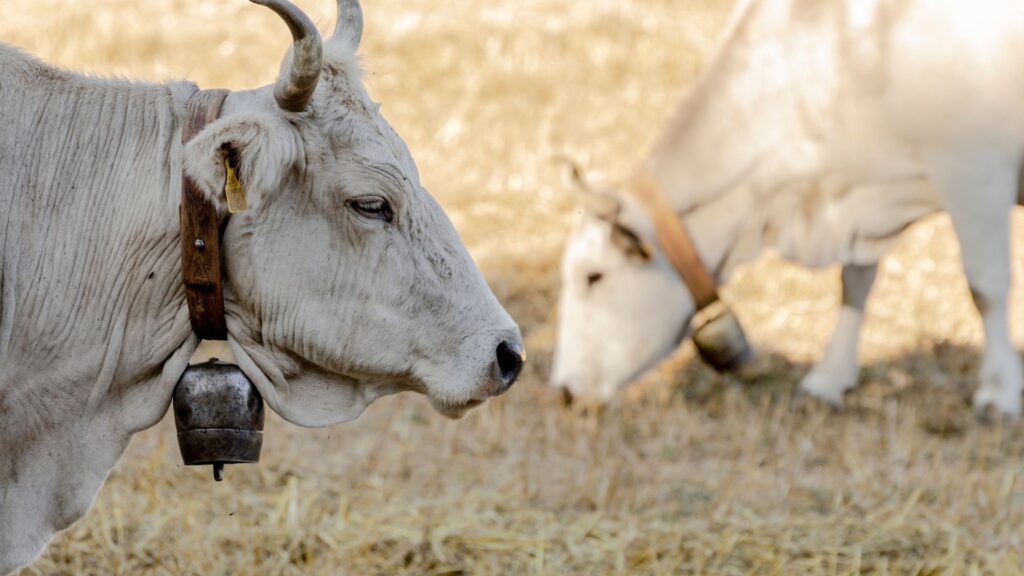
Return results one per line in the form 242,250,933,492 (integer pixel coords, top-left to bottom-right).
213,463,225,482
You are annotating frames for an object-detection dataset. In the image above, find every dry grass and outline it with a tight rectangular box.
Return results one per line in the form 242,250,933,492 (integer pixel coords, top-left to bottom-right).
6,0,1024,573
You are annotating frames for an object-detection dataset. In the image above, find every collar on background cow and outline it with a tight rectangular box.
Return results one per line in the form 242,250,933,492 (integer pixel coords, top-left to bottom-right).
628,169,754,372
629,169,719,311
180,88,231,340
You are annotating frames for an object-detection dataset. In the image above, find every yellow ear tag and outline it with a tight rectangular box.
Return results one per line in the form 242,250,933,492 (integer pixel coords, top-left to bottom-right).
224,157,248,213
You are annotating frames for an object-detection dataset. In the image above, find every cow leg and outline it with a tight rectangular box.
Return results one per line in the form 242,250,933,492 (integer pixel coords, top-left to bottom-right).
930,157,1022,415
799,263,877,405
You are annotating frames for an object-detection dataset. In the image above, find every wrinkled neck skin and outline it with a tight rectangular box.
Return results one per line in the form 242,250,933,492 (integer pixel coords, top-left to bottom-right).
0,45,204,571
220,251,405,430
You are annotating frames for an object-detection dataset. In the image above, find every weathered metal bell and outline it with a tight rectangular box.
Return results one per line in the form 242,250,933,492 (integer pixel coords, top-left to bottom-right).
691,303,754,372
172,361,264,481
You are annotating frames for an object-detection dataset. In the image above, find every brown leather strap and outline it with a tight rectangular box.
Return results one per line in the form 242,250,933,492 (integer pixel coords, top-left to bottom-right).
180,89,230,340
630,169,719,311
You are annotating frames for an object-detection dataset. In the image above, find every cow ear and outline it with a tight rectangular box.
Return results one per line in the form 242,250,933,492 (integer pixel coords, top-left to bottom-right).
183,113,301,213
610,222,654,261
557,156,623,222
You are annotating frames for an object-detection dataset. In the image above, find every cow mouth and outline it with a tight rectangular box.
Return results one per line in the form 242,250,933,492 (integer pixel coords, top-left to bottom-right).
430,396,487,419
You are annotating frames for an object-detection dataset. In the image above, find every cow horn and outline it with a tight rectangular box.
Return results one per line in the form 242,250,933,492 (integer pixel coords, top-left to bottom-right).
555,155,622,222
332,0,364,49
251,0,324,112
554,154,590,191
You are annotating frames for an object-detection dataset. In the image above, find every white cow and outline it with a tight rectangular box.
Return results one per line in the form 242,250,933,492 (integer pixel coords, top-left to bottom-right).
552,0,1024,412
0,0,524,571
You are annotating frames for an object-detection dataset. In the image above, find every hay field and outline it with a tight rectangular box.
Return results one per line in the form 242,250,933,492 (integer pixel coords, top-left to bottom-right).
7,0,1024,573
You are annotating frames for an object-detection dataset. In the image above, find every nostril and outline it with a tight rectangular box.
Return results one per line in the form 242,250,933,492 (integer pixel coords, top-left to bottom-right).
496,340,525,390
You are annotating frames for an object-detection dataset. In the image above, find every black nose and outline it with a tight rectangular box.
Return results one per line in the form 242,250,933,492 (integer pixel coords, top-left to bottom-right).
495,340,525,392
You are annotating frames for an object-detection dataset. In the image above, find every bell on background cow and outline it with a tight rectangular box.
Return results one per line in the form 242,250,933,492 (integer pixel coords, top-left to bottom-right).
172,358,264,482
691,301,754,372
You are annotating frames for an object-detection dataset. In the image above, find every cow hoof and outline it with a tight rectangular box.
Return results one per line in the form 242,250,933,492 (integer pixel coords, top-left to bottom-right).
972,386,1021,418
798,369,854,407
973,353,1023,417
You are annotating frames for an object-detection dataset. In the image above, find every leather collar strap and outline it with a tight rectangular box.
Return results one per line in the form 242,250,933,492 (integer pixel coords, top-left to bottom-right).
180,89,231,340
630,170,719,311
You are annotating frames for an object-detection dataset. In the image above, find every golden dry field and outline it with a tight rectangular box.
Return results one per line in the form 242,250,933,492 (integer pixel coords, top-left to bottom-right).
6,0,1024,574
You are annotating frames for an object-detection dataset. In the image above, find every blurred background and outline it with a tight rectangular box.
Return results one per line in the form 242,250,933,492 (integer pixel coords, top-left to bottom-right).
6,0,1024,573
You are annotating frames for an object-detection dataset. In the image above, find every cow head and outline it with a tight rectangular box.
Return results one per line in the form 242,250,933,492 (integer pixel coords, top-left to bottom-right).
182,0,524,425
550,164,692,402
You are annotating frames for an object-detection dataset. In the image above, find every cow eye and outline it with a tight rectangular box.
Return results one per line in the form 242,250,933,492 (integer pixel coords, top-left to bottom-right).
587,272,604,288
347,196,394,223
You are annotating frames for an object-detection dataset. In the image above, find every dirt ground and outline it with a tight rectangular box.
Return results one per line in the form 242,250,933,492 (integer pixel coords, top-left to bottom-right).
6,0,1024,574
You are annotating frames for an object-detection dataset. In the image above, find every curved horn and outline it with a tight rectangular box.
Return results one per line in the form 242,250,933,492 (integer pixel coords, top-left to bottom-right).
251,0,324,112
554,154,591,191
554,155,622,221
332,0,364,48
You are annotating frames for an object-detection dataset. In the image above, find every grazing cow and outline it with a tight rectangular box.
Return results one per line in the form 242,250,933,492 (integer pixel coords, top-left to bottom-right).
0,0,525,571
551,0,1024,412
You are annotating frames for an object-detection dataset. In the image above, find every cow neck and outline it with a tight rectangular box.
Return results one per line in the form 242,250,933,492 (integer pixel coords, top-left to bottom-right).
629,169,719,311
180,88,231,340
